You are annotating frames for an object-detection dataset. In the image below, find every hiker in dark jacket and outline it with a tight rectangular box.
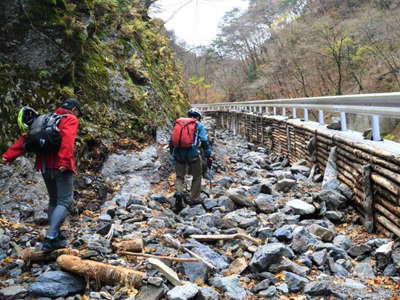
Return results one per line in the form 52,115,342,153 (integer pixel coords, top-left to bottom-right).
170,109,212,212
2,98,82,251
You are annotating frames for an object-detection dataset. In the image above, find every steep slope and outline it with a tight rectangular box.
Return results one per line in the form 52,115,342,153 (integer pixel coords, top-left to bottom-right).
0,0,189,152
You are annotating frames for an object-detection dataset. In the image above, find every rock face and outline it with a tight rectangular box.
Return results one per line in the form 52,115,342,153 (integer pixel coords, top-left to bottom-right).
0,0,189,151
29,271,85,298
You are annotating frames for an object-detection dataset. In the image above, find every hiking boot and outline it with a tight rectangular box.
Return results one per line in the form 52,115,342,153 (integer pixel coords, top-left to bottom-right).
41,235,67,251
173,192,185,213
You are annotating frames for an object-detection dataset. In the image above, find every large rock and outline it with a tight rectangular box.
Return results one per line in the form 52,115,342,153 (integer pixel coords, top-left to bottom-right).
136,285,166,300
29,271,85,298
210,275,247,300
166,284,199,300
290,165,310,177
249,243,294,272
333,235,353,250
286,200,315,215
354,259,375,278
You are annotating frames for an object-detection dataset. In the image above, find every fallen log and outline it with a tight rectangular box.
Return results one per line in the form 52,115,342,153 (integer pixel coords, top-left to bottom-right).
190,233,261,246
57,255,145,287
112,238,143,252
21,248,80,263
119,251,200,262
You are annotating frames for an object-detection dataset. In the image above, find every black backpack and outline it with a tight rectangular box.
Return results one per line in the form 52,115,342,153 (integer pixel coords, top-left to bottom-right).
24,113,65,153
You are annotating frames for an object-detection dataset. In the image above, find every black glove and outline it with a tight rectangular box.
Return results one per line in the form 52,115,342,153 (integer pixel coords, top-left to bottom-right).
207,157,213,168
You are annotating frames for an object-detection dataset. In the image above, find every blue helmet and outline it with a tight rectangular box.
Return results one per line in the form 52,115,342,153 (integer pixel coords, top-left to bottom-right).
187,108,202,120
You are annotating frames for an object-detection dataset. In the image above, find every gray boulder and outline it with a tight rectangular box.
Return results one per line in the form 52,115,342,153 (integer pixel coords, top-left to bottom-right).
286,199,315,215
291,227,317,254
29,271,85,298
210,275,247,300
255,194,276,213
317,190,346,210
283,271,309,292
226,188,254,207
249,243,294,272
304,280,333,296
196,287,221,300
275,179,296,193
186,240,229,270
167,284,199,300
308,224,335,242
0,285,27,300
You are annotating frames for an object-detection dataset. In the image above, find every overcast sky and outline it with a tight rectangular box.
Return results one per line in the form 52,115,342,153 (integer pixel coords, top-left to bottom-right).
151,0,248,47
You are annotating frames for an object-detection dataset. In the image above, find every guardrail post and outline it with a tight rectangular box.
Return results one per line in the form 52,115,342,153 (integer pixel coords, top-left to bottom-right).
273,107,277,115
372,115,381,141
292,108,297,119
304,108,309,121
340,112,347,131
318,110,324,124
282,108,286,116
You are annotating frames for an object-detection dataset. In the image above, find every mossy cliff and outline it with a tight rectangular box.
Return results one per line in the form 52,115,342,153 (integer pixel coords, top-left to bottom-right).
0,0,189,153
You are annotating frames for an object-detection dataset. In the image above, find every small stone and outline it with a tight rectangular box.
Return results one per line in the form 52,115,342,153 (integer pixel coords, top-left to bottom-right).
333,235,353,250
136,285,165,300
180,254,209,283
148,277,163,287
324,210,344,222
286,200,315,215
0,285,27,299
283,271,309,292
226,188,254,207
276,283,289,294
99,213,112,221
210,275,246,300
348,244,371,257
304,280,332,296
317,190,346,210
251,279,270,293
275,179,296,193
196,287,220,300
290,165,310,177
259,286,276,297
383,264,397,276
228,257,248,275
354,259,375,278
308,224,335,242
291,226,317,254
249,242,294,272
203,199,219,210
166,283,199,300
312,249,327,266
273,225,294,242
342,279,366,289
255,194,276,213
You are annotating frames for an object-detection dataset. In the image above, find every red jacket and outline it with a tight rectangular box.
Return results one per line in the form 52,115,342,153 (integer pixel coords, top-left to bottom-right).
3,108,79,173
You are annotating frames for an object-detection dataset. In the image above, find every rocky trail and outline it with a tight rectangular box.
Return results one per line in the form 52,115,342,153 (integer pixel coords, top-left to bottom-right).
0,117,399,300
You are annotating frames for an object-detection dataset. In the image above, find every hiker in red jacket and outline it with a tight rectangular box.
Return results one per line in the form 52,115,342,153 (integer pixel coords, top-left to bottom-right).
2,98,82,251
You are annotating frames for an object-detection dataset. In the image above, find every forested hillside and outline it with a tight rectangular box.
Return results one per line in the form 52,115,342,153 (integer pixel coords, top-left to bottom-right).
0,0,189,152
174,0,400,103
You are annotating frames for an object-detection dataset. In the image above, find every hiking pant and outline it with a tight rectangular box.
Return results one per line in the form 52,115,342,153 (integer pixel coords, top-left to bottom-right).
175,157,202,204
42,169,74,239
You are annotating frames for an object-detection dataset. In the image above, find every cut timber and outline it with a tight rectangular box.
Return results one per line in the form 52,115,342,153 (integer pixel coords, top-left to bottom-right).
21,248,80,263
147,258,182,286
119,251,199,262
57,255,144,287
190,233,261,246
375,215,400,238
112,238,143,252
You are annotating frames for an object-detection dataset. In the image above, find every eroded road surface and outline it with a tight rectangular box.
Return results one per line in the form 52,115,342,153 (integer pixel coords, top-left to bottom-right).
0,117,399,300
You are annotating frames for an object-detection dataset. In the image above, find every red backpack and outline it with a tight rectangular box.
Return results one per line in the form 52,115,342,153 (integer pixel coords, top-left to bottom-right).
171,118,197,148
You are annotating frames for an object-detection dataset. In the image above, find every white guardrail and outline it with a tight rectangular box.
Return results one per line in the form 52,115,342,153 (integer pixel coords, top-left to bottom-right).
193,92,400,142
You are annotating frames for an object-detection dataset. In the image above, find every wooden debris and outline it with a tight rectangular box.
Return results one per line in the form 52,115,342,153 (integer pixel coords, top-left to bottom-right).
112,238,143,252
57,255,145,287
190,233,261,246
147,258,182,286
164,234,216,270
21,248,80,263
119,251,200,262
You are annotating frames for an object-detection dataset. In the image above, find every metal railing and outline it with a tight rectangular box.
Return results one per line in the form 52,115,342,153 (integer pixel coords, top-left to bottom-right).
193,92,400,141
